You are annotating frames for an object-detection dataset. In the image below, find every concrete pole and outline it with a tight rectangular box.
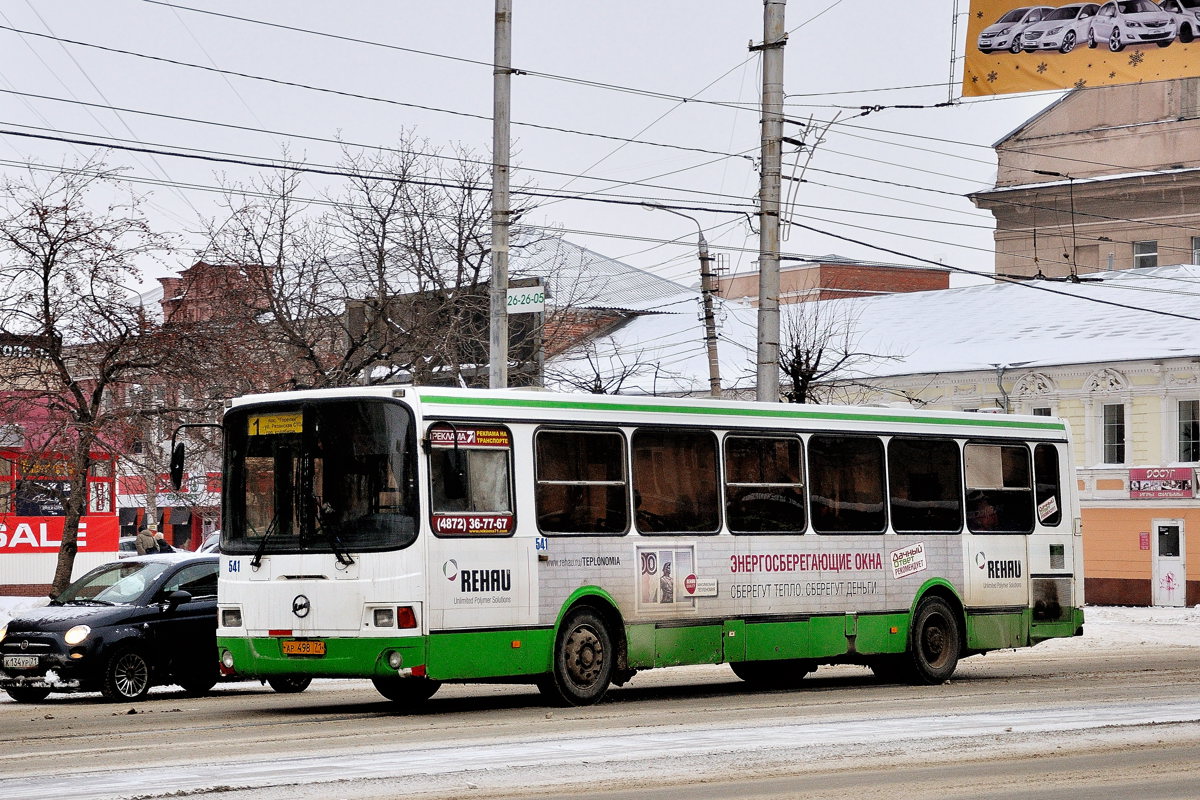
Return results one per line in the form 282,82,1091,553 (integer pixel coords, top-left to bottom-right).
489,0,512,389
755,0,786,402
697,233,722,398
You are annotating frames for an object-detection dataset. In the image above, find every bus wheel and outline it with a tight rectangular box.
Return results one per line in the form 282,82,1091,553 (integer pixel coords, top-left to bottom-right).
371,676,440,705
541,607,613,706
905,596,961,684
267,676,312,693
730,659,813,688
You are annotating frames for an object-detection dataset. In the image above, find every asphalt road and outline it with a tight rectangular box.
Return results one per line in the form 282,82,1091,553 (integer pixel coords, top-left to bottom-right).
3,644,1199,800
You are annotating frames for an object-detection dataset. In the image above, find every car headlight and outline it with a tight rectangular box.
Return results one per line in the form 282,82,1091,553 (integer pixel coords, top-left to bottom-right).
1127,20,1143,27
1048,25,1063,34
64,625,91,646
998,26,1011,34
0,623,7,643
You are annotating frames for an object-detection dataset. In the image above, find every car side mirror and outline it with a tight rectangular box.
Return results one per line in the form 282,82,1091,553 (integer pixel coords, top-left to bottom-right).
163,589,192,610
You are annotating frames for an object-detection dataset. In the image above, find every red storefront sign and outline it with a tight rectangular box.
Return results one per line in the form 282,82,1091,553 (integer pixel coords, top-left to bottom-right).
0,516,120,552
1129,468,1195,499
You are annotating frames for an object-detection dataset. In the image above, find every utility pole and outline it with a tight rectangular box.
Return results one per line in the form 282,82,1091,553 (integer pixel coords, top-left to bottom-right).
489,0,512,389
755,0,786,402
643,204,722,397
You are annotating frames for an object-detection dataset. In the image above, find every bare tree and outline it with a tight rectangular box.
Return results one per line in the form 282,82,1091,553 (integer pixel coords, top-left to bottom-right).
777,299,900,404
0,163,179,595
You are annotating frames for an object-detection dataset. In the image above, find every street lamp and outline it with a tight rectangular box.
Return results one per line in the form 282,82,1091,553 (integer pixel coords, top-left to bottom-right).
643,204,722,398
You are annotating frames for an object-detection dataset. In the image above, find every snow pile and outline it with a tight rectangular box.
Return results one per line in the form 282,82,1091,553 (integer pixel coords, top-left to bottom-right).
0,596,49,627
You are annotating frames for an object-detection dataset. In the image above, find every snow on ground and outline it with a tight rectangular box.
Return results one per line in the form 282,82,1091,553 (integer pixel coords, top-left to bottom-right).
1,596,1198,647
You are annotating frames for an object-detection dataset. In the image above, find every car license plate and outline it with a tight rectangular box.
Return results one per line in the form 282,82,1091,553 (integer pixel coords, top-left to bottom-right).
281,640,325,656
3,655,38,669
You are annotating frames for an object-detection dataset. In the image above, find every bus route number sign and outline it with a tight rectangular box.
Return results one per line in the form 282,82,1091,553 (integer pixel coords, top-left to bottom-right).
248,412,303,436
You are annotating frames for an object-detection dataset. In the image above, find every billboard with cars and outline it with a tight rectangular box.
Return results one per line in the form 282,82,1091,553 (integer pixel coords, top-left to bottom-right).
963,0,1200,96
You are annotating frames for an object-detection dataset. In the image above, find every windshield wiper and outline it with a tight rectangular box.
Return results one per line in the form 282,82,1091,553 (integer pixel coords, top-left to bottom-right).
65,599,114,606
250,513,281,569
312,499,355,567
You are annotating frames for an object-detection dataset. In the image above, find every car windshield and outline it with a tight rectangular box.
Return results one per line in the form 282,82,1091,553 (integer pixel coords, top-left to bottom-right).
1045,6,1084,19
56,561,171,605
998,7,1032,22
223,398,419,556
1118,0,1159,11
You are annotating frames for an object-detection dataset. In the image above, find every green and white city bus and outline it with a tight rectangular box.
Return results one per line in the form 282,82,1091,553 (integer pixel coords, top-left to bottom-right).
209,386,1084,706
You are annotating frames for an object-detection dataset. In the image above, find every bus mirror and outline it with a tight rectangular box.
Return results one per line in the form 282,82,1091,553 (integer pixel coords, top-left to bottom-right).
169,442,185,490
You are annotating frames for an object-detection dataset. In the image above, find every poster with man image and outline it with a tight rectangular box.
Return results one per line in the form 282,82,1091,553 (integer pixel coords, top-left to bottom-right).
638,545,694,608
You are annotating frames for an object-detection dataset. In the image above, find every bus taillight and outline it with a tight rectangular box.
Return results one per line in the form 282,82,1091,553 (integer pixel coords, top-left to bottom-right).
396,607,418,629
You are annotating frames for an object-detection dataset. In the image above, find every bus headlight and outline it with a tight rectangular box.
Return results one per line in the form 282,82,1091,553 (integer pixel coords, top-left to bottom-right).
385,650,403,670
373,608,395,628
221,609,243,628
64,625,91,645
221,650,235,669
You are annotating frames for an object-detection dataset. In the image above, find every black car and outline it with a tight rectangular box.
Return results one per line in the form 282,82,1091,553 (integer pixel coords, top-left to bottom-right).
0,553,220,702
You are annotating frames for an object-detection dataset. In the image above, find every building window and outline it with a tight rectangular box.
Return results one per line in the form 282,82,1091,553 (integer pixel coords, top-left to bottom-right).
1102,403,1126,464
1180,400,1200,463
1132,240,1157,269
1032,407,1052,417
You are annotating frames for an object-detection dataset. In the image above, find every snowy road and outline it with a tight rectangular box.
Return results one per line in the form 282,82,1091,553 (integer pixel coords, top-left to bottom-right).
2,618,1200,800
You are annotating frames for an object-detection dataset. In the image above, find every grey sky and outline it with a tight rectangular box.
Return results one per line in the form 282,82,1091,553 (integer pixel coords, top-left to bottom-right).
0,1,1063,290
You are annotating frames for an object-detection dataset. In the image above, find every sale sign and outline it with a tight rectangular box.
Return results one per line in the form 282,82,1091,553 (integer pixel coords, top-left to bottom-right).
0,516,120,552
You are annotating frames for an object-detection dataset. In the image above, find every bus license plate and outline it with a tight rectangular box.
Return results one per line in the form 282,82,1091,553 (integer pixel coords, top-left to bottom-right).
3,655,38,669
281,640,325,656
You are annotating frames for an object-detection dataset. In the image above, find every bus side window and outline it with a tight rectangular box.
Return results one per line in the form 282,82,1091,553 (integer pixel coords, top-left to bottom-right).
725,434,805,534
534,430,628,534
808,435,886,534
1033,443,1063,526
632,428,720,534
887,437,962,533
430,443,513,515
965,443,1034,534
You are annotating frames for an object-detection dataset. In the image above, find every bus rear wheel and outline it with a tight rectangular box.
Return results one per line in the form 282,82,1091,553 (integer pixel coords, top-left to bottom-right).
540,607,614,706
904,596,961,684
371,675,440,706
730,659,814,688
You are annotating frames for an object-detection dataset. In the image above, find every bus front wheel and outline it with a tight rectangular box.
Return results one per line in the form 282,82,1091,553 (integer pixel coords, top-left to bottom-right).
904,596,961,684
372,675,440,706
539,607,614,706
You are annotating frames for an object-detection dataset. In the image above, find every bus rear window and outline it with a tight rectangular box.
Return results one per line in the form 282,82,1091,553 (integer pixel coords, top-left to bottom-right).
632,428,719,534
535,430,628,534
965,443,1034,534
808,435,886,534
725,435,806,534
888,438,962,533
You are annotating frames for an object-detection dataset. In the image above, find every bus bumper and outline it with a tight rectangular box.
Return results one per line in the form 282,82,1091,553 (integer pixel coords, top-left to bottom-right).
218,635,427,679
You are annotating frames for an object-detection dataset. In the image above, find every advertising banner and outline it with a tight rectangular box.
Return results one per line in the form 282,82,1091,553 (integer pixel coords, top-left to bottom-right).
1129,467,1195,498
963,0,1200,97
0,515,120,553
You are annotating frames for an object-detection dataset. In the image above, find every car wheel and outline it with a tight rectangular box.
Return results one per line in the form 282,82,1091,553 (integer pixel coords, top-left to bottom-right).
371,675,440,705
1010,37,1024,54
1109,27,1124,51
101,647,152,701
5,686,51,703
1182,25,1195,43
1059,31,1077,53
538,607,614,707
267,676,312,693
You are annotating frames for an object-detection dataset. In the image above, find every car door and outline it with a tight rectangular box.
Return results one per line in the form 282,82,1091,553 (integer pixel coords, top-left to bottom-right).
150,561,220,679
1093,3,1117,39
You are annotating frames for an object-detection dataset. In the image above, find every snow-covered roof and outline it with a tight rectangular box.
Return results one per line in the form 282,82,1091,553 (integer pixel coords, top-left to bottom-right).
512,236,697,313
546,264,1200,393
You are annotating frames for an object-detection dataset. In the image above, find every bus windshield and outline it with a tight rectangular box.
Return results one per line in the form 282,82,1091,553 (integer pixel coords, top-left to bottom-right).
223,399,418,555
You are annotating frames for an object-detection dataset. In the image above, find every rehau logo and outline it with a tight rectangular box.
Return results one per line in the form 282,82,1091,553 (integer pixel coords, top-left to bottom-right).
460,568,512,592
976,552,1022,579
